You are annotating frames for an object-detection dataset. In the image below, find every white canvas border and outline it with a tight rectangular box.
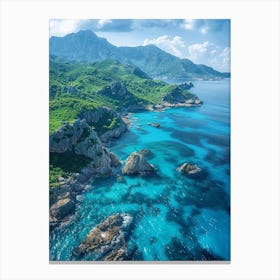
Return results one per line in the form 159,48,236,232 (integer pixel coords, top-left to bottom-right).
0,0,279,279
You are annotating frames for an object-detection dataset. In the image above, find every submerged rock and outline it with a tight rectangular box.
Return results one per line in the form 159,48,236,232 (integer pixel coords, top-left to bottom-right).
148,122,160,128
116,174,126,183
122,152,156,176
177,162,201,175
139,149,151,155
73,213,133,261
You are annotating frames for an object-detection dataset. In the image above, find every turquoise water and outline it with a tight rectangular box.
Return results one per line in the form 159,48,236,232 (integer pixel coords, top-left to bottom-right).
49,79,230,261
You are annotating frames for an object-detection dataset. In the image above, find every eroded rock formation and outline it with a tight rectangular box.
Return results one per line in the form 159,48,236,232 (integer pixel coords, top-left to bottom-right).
122,152,155,176
73,213,133,261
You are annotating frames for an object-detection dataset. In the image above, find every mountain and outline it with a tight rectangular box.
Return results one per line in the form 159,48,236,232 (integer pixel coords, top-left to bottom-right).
50,30,228,80
50,30,118,62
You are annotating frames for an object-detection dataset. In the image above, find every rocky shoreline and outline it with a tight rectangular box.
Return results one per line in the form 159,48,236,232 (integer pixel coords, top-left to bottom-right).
73,213,134,261
49,85,204,259
49,107,126,229
146,85,202,112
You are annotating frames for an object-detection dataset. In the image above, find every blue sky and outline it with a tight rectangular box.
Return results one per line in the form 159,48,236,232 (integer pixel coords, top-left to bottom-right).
50,19,230,72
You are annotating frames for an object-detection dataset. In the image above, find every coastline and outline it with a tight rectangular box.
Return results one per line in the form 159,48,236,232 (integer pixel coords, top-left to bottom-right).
49,99,202,229
49,79,230,261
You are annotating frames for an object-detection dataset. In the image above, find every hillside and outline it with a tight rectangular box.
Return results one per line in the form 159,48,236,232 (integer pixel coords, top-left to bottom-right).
49,57,198,133
50,30,228,80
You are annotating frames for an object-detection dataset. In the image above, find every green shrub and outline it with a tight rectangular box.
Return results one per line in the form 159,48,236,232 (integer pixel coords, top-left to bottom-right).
50,151,92,174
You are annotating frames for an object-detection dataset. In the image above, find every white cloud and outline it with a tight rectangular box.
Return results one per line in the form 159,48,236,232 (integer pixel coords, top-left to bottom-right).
143,36,230,72
187,41,230,72
200,26,209,34
49,19,81,37
182,19,195,30
188,41,210,57
143,35,186,58
210,47,230,72
181,20,210,34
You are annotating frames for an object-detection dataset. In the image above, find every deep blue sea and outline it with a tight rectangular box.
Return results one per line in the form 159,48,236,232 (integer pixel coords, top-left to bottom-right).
50,79,230,261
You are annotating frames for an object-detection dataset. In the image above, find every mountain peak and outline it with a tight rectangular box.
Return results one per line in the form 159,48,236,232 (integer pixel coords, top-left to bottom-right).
67,29,98,38
50,31,228,80
76,29,96,36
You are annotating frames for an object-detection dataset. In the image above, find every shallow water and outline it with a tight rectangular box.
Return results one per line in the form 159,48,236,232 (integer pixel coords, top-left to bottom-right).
49,79,230,261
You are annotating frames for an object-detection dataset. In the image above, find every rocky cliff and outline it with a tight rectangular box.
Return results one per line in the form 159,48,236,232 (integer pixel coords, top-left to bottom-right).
162,86,202,106
49,115,124,228
80,105,127,142
94,82,145,113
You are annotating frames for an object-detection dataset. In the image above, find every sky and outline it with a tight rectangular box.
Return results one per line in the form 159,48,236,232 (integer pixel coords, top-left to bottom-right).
49,19,230,72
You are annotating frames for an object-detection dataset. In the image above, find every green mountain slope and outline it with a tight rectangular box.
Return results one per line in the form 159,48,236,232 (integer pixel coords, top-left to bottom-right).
50,30,228,80
49,57,196,134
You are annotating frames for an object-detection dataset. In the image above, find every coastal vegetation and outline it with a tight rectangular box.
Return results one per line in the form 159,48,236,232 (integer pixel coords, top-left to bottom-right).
49,57,195,133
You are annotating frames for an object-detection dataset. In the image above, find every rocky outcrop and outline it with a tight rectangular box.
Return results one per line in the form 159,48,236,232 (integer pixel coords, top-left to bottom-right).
95,83,146,113
81,106,117,125
50,119,99,156
99,121,127,143
122,152,156,176
80,106,127,142
50,197,75,220
50,119,119,167
162,86,202,106
50,120,120,178
49,174,89,228
77,148,120,183
50,119,121,229
177,162,201,175
162,86,188,103
96,82,132,101
73,213,133,261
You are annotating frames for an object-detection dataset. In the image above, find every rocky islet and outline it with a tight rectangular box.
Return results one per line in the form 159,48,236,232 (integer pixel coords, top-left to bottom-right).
73,213,133,261
122,151,156,177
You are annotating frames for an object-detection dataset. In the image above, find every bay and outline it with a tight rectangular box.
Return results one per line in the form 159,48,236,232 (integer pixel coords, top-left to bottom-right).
49,79,230,261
